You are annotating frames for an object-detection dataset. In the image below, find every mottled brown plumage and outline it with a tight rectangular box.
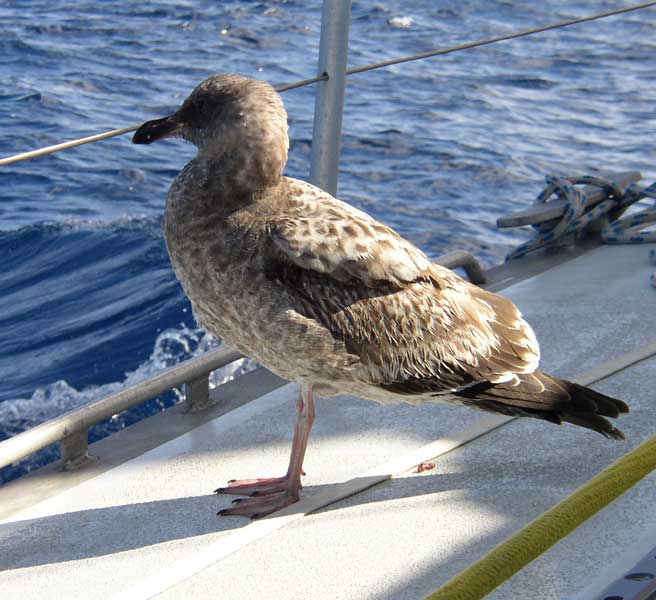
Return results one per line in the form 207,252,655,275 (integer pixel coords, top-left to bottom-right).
133,74,628,518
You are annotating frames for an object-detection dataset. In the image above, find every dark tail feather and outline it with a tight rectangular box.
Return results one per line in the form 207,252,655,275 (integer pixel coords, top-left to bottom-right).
454,370,628,440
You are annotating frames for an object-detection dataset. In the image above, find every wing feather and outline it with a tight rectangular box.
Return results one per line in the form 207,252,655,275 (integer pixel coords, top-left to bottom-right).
271,183,433,285
269,179,540,392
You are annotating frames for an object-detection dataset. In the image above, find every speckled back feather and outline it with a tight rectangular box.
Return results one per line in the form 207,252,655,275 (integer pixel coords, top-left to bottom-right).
269,179,540,393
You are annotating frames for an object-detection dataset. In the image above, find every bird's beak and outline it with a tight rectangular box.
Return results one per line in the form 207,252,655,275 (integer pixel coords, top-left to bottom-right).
132,114,183,144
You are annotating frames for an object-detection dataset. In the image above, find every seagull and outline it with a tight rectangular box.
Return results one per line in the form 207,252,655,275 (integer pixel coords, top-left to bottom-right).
133,74,629,519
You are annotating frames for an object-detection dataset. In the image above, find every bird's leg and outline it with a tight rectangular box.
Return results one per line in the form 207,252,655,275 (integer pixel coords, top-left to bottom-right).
216,385,315,519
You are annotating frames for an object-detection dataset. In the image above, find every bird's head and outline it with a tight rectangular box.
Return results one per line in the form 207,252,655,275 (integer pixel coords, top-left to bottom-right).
133,74,289,187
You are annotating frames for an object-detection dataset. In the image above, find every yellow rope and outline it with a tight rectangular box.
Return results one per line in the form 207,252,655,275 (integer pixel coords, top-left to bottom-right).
425,434,656,600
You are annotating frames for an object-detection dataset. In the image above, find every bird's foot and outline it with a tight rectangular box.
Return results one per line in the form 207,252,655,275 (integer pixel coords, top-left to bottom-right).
217,489,300,519
215,475,302,519
214,475,294,497
215,386,313,520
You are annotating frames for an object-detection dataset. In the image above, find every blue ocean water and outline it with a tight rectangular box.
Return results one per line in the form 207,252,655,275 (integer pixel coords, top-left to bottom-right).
1,1,654,481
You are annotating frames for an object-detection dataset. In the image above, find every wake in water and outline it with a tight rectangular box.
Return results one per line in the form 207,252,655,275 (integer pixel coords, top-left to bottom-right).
0,217,257,482
0,323,255,482
0,324,253,436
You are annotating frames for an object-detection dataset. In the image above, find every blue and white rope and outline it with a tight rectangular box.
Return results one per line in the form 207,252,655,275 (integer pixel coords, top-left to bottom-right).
602,181,656,244
506,175,656,287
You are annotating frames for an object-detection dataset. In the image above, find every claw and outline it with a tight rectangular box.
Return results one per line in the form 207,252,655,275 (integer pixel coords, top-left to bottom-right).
217,490,299,519
213,475,292,497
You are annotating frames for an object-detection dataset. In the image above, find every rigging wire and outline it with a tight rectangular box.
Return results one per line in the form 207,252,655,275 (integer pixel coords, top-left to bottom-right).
1,1,655,167
345,1,656,75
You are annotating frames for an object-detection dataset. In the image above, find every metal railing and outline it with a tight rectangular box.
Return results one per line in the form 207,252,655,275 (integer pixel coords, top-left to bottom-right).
0,346,242,471
2,0,655,474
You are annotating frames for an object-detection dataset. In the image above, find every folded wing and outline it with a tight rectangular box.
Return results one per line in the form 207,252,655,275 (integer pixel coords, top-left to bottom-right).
268,180,540,394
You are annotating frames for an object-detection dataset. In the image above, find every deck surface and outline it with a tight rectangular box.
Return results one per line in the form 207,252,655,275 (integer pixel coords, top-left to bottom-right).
1,243,655,600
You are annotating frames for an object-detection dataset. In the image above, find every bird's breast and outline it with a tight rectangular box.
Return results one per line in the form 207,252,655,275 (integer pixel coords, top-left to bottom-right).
162,209,335,382
161,181,377,387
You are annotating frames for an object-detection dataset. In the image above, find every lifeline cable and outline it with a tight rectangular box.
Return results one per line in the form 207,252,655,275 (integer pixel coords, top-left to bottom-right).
1,1,655,166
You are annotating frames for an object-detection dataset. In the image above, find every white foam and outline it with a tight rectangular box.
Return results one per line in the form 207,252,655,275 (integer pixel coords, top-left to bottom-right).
387,16,414,28
0,324,255,435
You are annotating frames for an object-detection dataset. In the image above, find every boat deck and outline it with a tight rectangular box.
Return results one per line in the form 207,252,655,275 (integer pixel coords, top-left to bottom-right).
1,243,655,600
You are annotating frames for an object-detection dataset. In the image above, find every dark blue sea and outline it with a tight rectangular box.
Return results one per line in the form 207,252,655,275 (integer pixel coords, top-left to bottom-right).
1,0,654,481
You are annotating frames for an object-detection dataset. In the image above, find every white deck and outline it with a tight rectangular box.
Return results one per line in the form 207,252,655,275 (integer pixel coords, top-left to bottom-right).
1,243,655,600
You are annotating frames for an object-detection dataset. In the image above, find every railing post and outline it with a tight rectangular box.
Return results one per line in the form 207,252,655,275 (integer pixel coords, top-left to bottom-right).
309,0,352,196
184,374,211,412
60,430,93,470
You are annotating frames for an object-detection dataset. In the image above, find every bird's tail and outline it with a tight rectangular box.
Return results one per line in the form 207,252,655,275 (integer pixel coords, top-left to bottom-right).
454,370,629,440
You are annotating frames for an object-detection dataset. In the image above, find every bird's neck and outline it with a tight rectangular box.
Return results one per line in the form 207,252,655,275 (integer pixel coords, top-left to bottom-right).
194,120,288,194
167,155,286,225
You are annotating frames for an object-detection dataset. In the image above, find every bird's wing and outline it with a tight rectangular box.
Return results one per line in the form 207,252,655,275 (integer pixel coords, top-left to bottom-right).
270,185,433,285
269,180,540,392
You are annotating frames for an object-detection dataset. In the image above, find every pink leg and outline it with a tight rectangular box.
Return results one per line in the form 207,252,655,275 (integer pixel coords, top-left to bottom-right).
216,385,315,519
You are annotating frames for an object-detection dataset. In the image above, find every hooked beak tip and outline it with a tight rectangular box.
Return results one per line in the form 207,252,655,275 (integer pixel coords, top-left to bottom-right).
132,115,182,145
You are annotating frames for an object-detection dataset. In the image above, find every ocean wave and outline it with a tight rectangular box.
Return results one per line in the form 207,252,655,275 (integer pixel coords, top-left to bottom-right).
0,214,162,235
0,217,186,406
0,323,255,481
0,323,253,436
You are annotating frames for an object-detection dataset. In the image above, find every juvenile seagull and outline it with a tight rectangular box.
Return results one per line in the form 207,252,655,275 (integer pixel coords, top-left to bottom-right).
133,74,628,519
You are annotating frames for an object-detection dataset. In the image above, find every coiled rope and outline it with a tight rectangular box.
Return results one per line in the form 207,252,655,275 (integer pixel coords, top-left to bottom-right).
506,175,656,286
